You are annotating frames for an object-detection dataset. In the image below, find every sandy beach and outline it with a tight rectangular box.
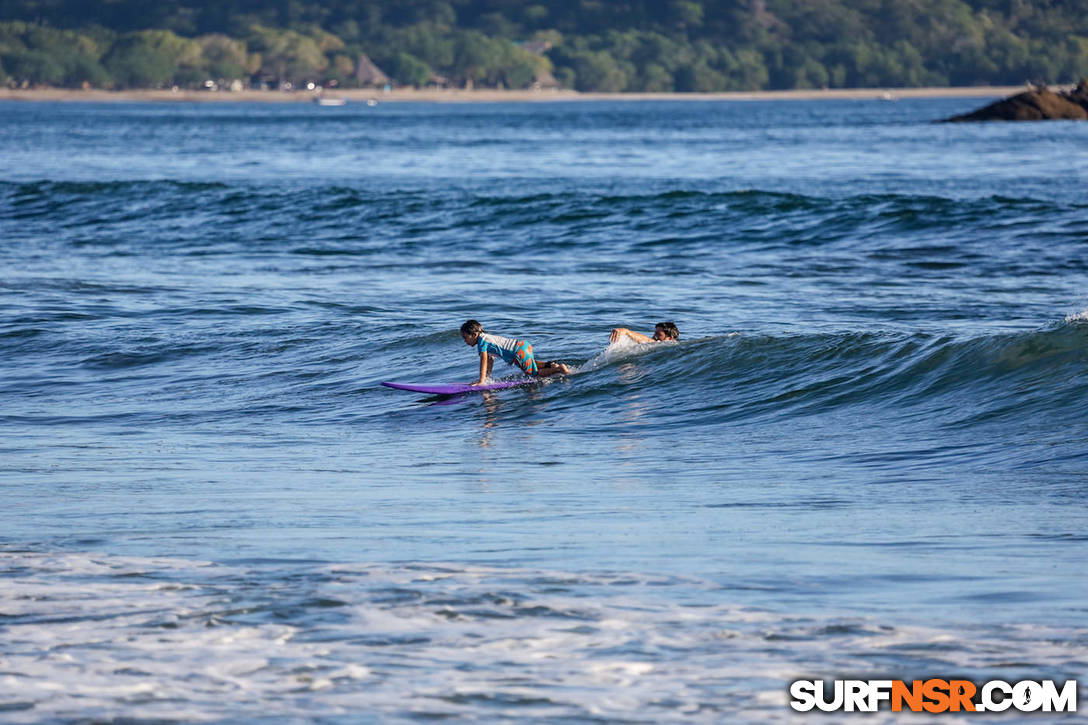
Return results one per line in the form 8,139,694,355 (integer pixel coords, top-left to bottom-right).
0,85,1039,103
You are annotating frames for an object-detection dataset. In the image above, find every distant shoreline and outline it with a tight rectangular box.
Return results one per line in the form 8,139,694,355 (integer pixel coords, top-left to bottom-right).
0,85,1045,104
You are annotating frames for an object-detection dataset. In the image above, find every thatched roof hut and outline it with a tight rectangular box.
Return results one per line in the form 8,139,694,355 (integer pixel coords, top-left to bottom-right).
532,68,561,90
355,54,390,87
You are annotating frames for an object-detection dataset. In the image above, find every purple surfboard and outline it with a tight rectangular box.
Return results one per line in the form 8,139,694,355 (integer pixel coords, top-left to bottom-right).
382,380,536,395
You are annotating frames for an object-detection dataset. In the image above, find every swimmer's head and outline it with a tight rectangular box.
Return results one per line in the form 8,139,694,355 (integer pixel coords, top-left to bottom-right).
653,322,679,341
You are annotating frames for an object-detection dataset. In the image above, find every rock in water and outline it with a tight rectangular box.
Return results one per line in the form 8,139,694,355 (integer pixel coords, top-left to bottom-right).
946,81,1088,122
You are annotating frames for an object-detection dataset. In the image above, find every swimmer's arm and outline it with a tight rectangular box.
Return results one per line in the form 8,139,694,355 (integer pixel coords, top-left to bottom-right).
610,327,654,344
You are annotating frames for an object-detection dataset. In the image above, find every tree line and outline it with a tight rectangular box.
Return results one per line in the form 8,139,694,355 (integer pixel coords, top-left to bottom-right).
1,1,1086,91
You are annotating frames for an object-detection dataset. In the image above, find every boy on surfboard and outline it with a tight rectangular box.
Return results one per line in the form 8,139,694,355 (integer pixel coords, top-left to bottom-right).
609,321,680,344
461,320,569,386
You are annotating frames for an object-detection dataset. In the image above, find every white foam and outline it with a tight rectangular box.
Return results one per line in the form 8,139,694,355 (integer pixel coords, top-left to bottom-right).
1064,309,1088,323
578,337,663,373
0,551,1083,722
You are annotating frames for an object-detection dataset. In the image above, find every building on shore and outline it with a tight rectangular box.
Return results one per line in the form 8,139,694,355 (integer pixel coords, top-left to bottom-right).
355,54,390,88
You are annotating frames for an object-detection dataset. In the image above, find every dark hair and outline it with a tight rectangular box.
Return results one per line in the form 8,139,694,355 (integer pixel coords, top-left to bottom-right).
655,321,679,340
460,319,483,336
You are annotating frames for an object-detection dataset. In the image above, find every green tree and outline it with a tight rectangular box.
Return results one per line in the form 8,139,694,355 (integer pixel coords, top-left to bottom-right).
639,62,674,91
199,34,247,79
523,5,549,27
0,21,112,87
325,52,356,84
792,56,829,89
725,49,769,90
104,30,200,87
63,52,111,86
386,51,431,86
248,25,328,83
501,55,538,88
670,1,704,29
554,65,575,88
382,23,455,71
1057,36,1088,83
567,49,628,91
673,61,725,91
3,49,65,85
1,0,1087,91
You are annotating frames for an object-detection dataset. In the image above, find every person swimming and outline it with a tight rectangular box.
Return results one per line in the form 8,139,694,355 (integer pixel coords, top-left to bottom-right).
608,321,679,345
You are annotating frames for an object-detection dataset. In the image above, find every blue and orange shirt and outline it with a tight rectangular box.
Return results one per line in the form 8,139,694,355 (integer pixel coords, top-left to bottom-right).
476,332,539,375
476,332,521,364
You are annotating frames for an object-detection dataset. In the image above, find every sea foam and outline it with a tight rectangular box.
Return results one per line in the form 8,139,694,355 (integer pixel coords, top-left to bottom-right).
2,551,1083,722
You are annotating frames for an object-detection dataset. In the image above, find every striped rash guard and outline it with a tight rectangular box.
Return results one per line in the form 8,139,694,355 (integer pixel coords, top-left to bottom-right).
476,332,538,376
476,332,521,364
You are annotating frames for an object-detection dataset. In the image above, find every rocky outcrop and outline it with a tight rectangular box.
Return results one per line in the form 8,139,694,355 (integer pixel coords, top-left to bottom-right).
946,80,1088,121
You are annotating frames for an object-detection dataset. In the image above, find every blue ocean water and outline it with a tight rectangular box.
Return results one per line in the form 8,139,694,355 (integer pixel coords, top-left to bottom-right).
1,98,1086,721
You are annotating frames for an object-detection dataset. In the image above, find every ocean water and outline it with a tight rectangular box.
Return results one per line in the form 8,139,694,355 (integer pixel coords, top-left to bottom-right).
1,98,1086,722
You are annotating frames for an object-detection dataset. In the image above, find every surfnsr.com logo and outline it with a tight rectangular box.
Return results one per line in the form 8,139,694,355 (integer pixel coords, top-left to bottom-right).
789,679,1078,713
